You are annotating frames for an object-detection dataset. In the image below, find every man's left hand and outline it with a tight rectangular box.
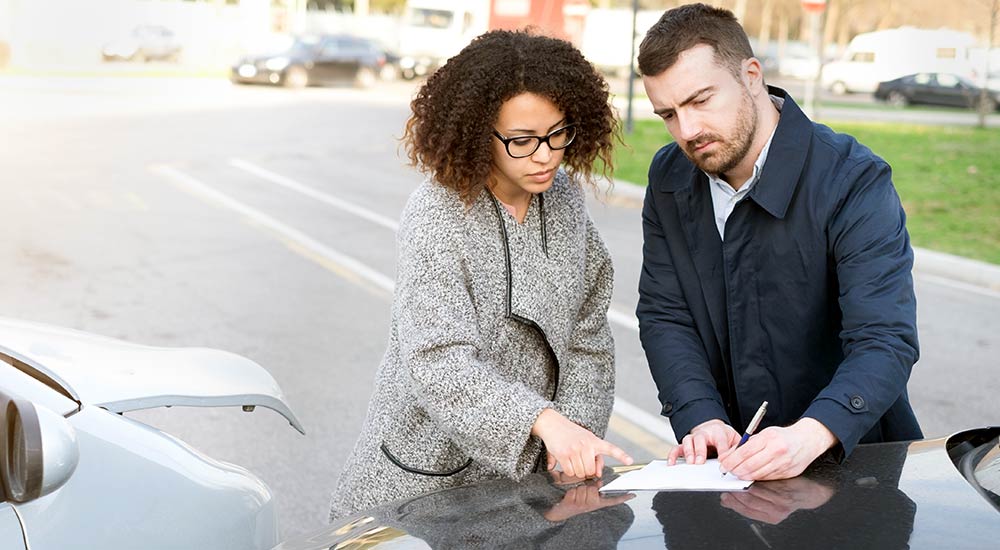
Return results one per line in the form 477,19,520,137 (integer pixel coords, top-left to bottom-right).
718,418,837,480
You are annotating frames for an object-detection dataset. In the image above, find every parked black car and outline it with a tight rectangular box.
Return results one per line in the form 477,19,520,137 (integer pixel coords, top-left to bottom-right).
231,34,394,89
874,72,1000,111
275,427,1000,549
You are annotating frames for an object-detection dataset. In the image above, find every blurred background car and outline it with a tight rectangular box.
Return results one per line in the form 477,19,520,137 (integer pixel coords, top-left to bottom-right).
874,72,1000,111
230,33,396,89
0,317,303,550
274,427,1000,549
101,24,183,63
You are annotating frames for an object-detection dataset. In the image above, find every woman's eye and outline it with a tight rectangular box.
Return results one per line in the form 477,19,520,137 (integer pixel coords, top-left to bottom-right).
512,138,534,147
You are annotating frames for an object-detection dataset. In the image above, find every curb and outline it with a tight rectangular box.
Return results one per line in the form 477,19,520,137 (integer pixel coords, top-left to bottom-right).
606,179,1000,293
912,247,1000,292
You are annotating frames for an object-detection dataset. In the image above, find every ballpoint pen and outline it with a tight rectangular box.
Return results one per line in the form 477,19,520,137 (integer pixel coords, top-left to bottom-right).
722,400,768,477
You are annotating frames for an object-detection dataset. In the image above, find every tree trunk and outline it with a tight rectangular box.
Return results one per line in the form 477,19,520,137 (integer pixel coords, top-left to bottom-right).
733,0,748,23
757,0,775,53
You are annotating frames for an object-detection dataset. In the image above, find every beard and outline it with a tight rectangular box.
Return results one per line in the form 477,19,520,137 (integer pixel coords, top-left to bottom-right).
681,89,758,177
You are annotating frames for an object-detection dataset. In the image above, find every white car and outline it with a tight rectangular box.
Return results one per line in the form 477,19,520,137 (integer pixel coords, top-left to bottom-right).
0,317,303,549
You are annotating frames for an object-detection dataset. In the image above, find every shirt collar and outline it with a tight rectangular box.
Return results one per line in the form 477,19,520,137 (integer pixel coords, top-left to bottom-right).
650,86,813,219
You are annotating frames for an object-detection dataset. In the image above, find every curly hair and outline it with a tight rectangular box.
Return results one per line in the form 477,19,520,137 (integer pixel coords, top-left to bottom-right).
402,29,620,205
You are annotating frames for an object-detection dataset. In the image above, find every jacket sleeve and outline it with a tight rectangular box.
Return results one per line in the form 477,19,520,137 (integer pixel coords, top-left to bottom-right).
636,183,730,440
394,196,552,476
552,215,616,437
803,157,919,456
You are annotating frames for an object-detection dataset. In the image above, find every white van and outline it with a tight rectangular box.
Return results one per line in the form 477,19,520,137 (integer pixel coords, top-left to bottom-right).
821,27,975,94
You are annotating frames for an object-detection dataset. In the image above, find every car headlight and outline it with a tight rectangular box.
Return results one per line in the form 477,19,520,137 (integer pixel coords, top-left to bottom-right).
264,57,290,72
237,64,257,78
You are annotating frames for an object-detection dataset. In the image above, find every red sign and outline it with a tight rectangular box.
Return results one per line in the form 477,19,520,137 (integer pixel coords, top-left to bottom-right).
801,0,827,12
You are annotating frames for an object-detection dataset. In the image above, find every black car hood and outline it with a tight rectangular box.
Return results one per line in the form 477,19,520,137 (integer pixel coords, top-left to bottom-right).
277,428,1000,549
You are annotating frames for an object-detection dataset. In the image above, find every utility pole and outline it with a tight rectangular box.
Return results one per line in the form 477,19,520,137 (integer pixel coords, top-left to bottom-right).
626,0,638,134
977,0,998,128
800,0,827,120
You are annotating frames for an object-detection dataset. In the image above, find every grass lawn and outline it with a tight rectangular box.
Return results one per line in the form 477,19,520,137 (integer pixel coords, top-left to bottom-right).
613,119,1000,264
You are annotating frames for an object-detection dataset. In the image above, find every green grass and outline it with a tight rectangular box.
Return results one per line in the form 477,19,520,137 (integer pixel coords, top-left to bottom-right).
613,120,1000,264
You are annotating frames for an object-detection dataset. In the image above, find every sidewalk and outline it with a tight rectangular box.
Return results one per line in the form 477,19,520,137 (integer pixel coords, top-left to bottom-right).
609,179,1000,293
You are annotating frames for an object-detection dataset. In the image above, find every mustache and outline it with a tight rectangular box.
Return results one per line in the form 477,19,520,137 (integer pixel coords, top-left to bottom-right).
685,134,722,151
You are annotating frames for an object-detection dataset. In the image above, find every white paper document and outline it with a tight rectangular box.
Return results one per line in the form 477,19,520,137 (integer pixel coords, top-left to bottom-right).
598,459,753,492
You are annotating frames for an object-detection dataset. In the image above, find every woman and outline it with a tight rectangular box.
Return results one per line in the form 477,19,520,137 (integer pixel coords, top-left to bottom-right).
330,29,631,520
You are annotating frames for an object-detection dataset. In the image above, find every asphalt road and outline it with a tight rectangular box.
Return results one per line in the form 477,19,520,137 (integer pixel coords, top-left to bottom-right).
0,75,997,538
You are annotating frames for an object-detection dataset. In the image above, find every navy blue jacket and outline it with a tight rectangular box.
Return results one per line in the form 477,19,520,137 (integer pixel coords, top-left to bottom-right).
637,87,922,457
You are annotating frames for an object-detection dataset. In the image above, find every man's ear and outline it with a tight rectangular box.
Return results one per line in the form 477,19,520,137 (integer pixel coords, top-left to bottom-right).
742,57,765,95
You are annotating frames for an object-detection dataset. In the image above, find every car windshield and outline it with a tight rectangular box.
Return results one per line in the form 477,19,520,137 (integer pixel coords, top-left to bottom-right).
974,439,1000,508
409,8,453,29
288,36,322,55
950,429,1000,512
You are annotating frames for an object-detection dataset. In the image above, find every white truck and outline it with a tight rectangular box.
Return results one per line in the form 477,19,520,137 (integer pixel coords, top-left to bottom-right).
396,0,490,79
821,27,976,94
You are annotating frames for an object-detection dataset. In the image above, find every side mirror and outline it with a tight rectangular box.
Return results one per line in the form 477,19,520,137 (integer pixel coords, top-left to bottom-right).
0,391,79,503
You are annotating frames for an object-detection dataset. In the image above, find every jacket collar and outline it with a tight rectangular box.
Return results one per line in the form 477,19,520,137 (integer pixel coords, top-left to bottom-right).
652,86,812,220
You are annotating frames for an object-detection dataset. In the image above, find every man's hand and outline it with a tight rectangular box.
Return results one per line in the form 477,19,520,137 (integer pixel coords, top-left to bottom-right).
718,417,837,480
532,409,634,478
719,477,835,524
667,419,740,465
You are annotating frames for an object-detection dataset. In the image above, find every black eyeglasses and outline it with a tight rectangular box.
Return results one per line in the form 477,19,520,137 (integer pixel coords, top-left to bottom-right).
492,124,577,158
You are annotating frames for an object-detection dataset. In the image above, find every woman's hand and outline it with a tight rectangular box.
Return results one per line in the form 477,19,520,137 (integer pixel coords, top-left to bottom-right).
543,483,635,523
531,408,633,478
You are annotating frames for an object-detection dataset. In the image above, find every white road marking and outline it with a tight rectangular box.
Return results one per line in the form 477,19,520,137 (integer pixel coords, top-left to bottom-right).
229,158,400,232
151,164,395,294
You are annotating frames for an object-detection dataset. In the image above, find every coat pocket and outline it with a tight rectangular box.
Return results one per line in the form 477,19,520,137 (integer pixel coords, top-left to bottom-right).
379,413,473,477
380,442,473,477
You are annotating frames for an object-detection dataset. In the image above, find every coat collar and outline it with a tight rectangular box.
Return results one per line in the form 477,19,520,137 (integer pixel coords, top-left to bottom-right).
652,86,812,221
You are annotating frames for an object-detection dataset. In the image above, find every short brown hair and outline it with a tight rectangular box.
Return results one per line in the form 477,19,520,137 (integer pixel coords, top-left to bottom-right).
402,29,619,205
637,3,753,79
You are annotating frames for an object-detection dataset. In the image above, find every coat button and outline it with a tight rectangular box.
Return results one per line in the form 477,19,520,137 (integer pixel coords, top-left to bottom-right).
850,395,865,410
661,402,673,415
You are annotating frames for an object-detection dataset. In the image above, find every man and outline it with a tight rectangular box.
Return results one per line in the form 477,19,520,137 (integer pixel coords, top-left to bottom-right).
635,3,921,481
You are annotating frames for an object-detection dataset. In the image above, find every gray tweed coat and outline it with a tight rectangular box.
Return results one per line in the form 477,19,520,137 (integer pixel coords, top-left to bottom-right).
329,170,616,519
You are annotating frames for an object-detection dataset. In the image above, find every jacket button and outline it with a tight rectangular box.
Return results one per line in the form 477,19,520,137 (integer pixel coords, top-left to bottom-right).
850,395,865,410
661,402,673,415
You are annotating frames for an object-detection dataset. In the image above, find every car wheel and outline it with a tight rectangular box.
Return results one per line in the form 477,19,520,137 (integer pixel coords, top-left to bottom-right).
830,81,847,95
355,67,377,88
887,91,908,108
283,66,308,89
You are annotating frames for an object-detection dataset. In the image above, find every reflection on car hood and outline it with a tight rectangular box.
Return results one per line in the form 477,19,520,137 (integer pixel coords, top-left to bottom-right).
0,317,304,434
276,428,1000,549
